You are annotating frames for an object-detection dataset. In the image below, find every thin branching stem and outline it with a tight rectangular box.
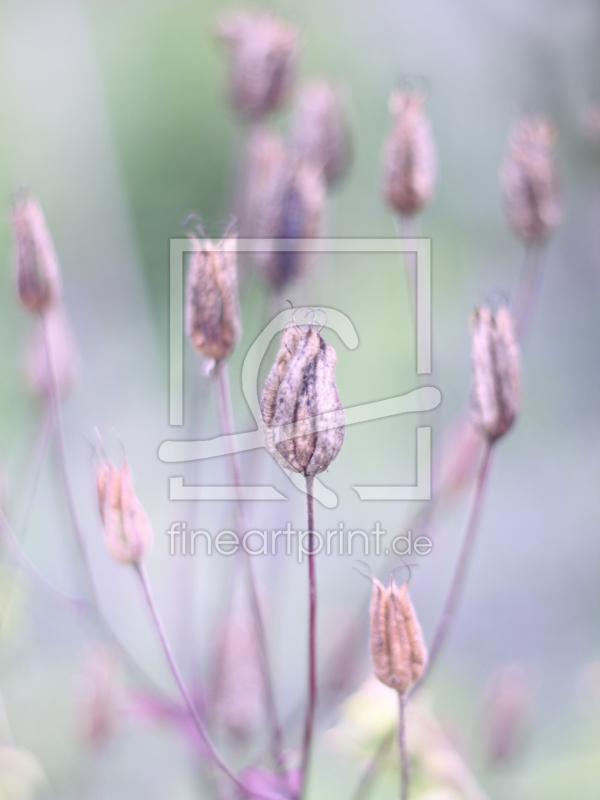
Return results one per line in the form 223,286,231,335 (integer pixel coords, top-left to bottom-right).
300,475,317,800
398,692,409,800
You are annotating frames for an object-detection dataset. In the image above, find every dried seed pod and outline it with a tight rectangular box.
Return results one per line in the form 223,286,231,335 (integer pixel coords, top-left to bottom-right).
382,91,436,216
25,305,80,398
470,302,520,442
11,192,61,313
96,459,152,565
500,117,560,242
185,234,241,363
370,577,427,693
260,324,344,476
77,645,121,746
217,11,298,119
290,80,351,186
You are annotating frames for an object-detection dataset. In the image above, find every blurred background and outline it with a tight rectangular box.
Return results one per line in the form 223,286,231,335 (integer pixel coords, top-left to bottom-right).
0,0,599,798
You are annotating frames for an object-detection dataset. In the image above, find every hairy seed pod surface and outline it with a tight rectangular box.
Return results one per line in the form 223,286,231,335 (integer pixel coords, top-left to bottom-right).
470,302,520,442
96,460,152,565
260,324,344,476
370,577,427,693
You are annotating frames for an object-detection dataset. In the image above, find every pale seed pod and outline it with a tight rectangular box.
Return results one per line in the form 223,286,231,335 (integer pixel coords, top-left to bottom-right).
260,324,344,476
290,80,351,186
25,305,80,399
382,91,436,216
470,302,521,442
11,192,61,313
77,645,121,746
370,577,427,693
500,117,560,242
185,234,241,363
217,11,298,119
96,460,152,565
481,663,534,764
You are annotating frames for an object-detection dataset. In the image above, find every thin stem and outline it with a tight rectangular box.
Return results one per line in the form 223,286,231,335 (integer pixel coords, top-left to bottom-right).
300,475,317,800
514,242,545,341
398,692,409,800
349,730,394,800
395,215,419,324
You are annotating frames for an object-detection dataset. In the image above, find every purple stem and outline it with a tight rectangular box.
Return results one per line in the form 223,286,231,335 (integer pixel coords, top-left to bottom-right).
300,475,317,800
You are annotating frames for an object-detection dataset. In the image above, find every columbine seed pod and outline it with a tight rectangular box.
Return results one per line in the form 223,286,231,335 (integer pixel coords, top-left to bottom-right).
96,460,152,565
217,11,298,119
260,324,344,476
370,577,427,693
11,192,61,313
290,80,350,186
382,91,436,216
25,305,80,399
185,235,241,363
500,117,560,242
470,302,520,442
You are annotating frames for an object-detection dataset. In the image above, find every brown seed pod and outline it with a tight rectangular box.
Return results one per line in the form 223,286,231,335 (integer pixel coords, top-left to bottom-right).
217,11,298,120
11,192,61,313
470,302,520,442
290,80,351,186
185,234,241,363
382,91,436,216
25,305,80,399
370,576,427,693
260,323,344,476
500,117,560,242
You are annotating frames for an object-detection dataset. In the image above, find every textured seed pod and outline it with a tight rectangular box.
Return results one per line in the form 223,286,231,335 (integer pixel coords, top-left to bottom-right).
500,117,560,242
185,235,241,363
77,645,121,746
470,302,520,442
260,324,344,476
11,193,61,313
25,305,80,398
96,459,152,565
370,577,427,693
382,91,436,216
290,80,351,186
217,11,298,119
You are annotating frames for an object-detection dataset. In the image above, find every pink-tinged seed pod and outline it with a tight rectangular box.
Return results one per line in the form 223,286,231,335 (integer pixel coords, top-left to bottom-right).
290,80,351,186
500,117,560,242
260,324,344,476
11,193,61,313
470,302,521,442
382,91,436,216
185,234,241,363
25,305,80,399
96,460,152,565
217,11,298,120
370,577,427,693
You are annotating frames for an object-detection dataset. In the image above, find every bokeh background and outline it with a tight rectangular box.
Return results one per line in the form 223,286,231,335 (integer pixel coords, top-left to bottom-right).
0,0,599,798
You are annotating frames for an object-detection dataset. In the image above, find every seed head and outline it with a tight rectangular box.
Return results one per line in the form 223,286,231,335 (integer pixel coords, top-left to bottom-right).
382,91,436,216
11,192,61,313
260,323,344,476
470,302,520,442
185,234,241,363
217,11,298,119
500,117,560,242
25,305,80,399
370,576,427,693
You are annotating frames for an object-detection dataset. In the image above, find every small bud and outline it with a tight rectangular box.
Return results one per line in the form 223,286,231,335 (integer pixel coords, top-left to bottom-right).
96,459,152,565
260,323,344,476
217,11,298,119
370,577,427,693
382,91,436,216
77,645,121,746
185,235,241,363
470,302,520,442
11,193,61,313
500,117,560,242
25,305,80,399
290,80,351,186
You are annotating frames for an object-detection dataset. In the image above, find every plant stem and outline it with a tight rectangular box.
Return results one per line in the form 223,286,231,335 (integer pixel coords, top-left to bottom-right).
349,730,394,800
514,242,545,341
398,692,409,800
300,475,317,800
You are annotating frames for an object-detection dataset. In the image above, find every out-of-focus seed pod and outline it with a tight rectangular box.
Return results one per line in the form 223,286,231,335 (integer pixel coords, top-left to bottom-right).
217,11,298,119
470,302,520,442
25,305,80,399
11,193,61,313
290,80,350,186
481,663,534,764
582,104,600,146
370,577,427,694
260,323,344,476
77,645,121,746
500,117,560,242
185,234,241,364
96,459,152,565
382,91,436,216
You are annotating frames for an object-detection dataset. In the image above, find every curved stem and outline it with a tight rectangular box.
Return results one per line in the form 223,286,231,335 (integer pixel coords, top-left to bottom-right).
300,475,317,800
398,692,409,800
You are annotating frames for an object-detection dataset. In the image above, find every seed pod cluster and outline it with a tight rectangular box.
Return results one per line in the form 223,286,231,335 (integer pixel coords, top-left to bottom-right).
185,235,241,363
260,323,344,476
370,577,427,693
500,117,560,242
382,91,436,216
470,302,520,442
25,305,80,399
217,11,298,120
